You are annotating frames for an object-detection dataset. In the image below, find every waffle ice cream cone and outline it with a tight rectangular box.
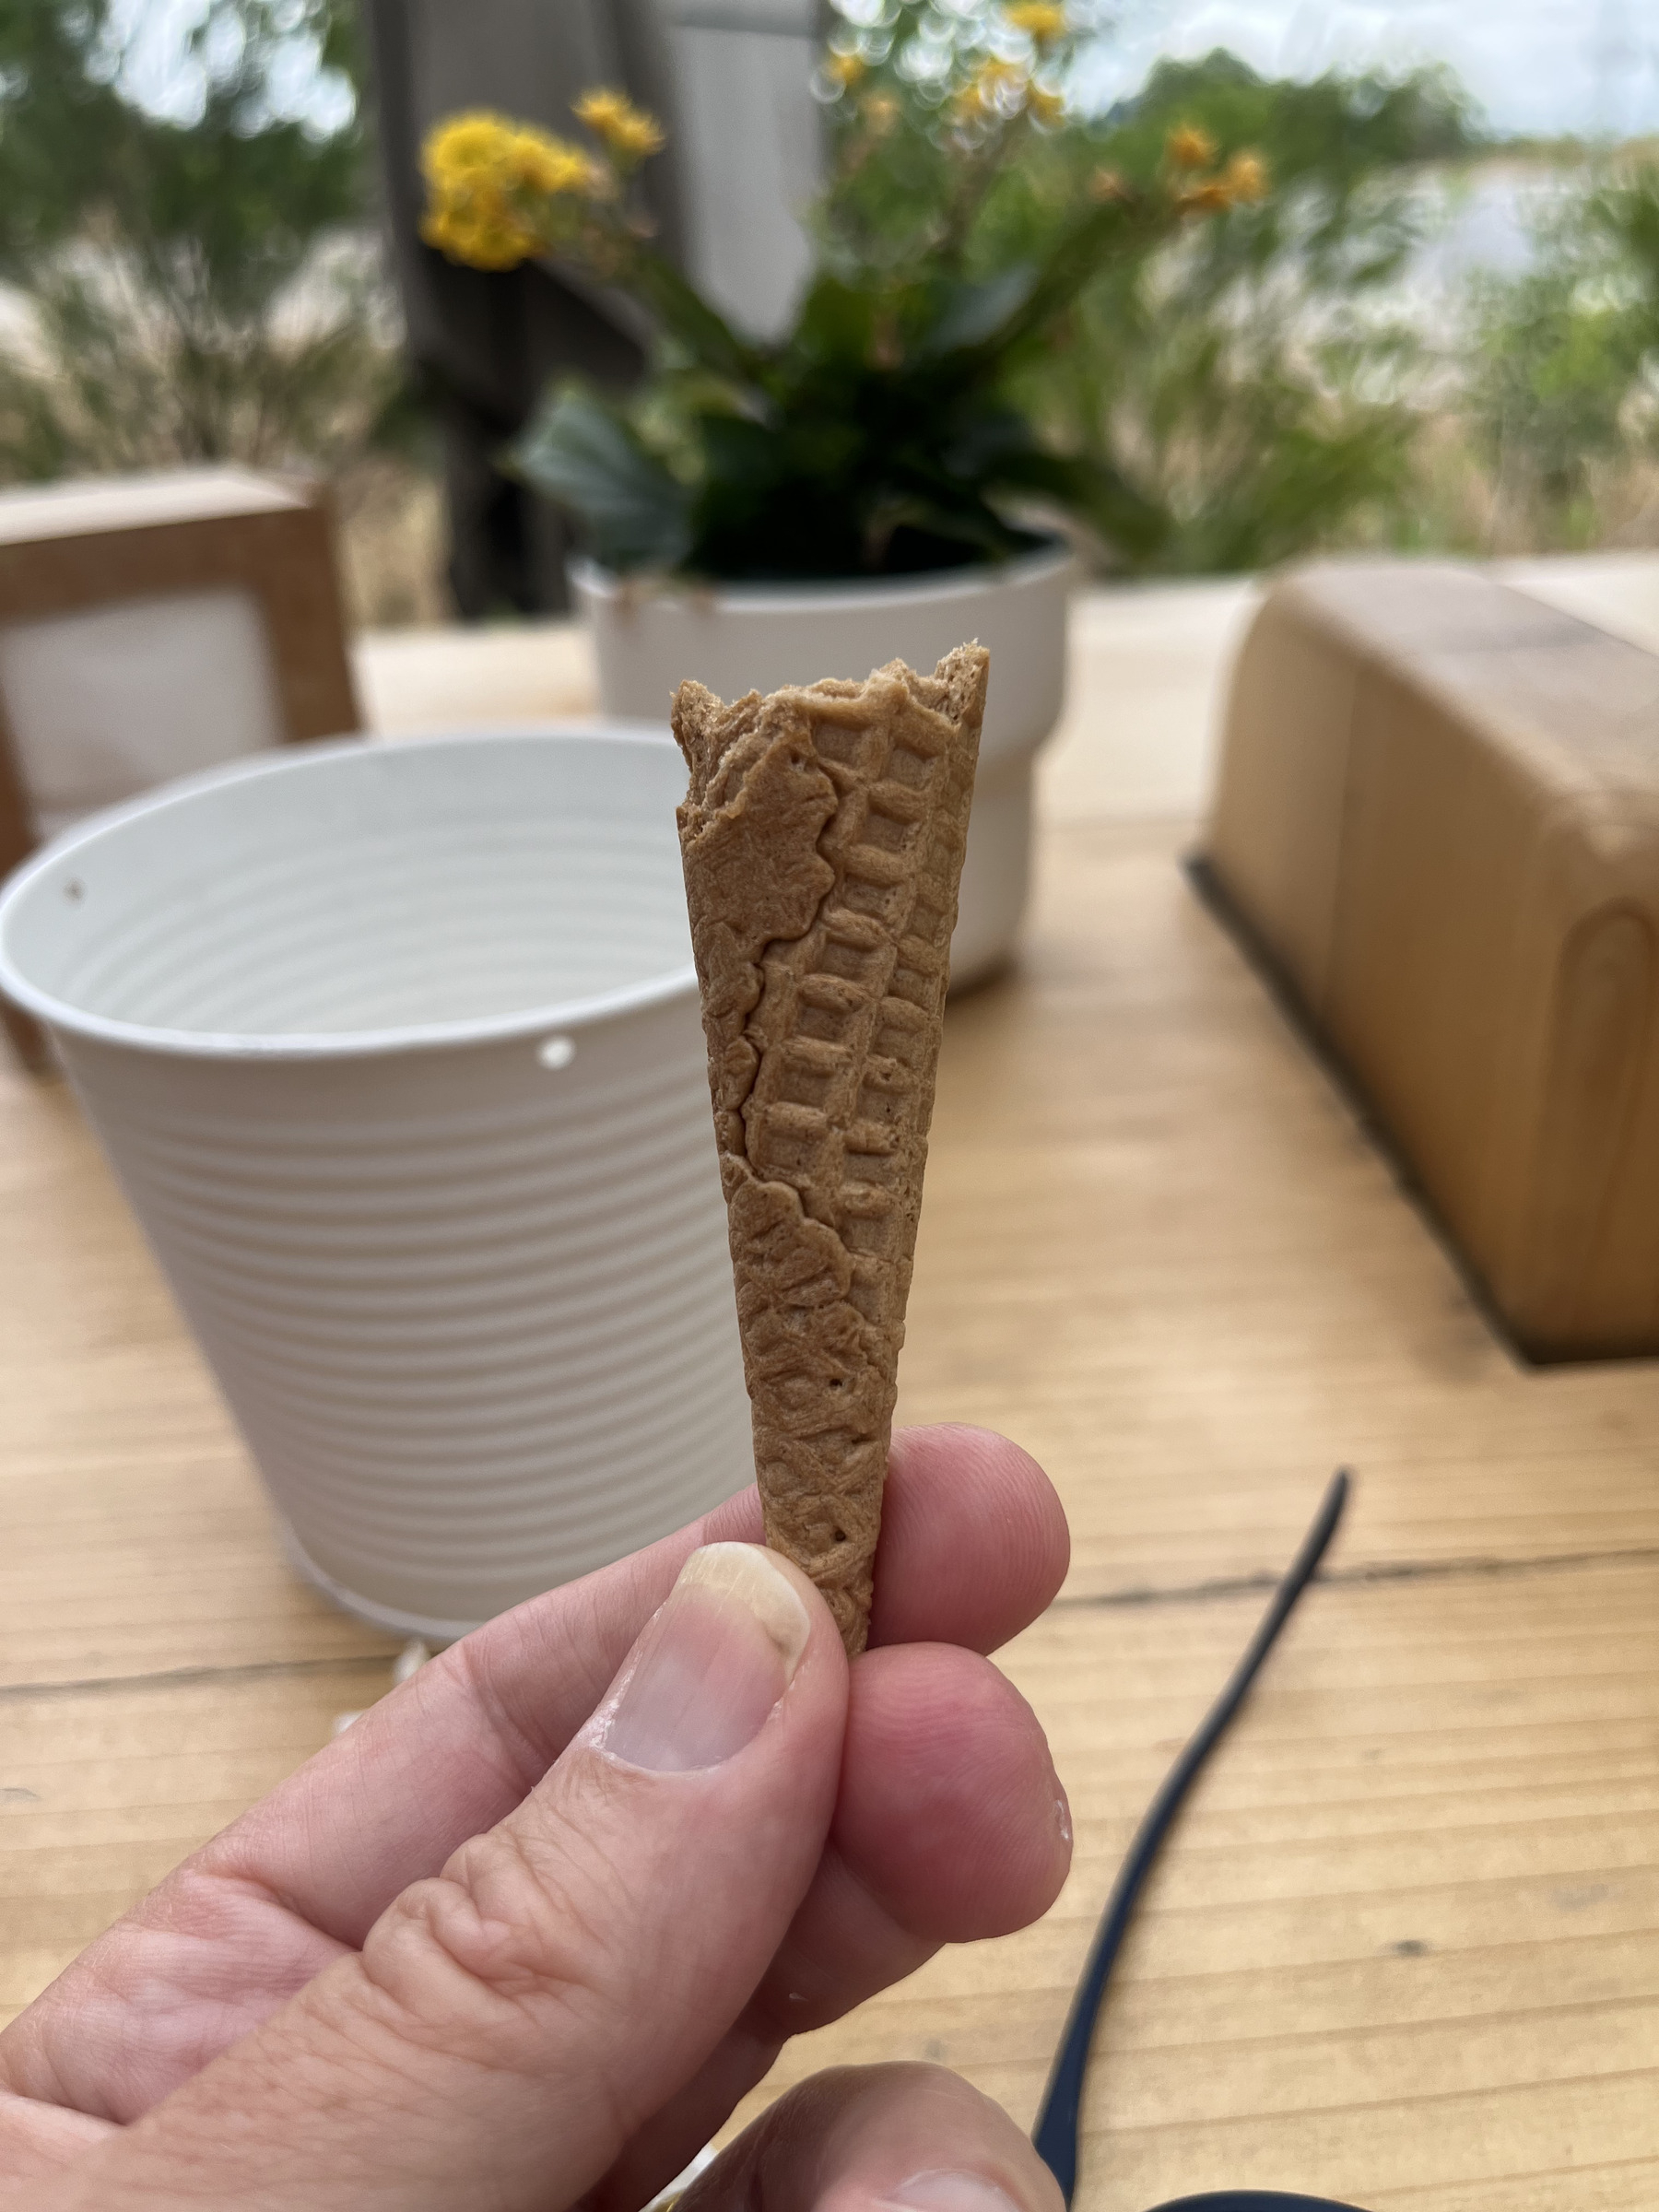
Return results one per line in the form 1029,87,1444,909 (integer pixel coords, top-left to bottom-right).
673,644,989,1654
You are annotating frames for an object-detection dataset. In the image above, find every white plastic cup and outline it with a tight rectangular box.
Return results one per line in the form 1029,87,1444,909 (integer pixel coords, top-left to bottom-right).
0,728,752,1639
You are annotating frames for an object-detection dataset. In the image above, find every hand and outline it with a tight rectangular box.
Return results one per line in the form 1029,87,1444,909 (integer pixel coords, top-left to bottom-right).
0,1425,1071,2211
685,2063,1065,2212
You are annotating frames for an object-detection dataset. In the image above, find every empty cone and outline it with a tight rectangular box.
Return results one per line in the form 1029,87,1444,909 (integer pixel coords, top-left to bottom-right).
673,645,989,1653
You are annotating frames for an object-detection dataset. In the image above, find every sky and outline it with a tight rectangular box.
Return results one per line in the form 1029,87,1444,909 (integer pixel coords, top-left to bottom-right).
112,0,1659,147
1079,0,1659,141
107,0,356,135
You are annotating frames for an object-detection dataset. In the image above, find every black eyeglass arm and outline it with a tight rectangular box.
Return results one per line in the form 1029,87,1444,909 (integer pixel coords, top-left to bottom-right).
1031,1469,1353,2208
1145,2196,1370,2210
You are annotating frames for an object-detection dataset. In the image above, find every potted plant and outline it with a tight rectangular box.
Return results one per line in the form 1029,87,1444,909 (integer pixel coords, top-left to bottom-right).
420,11,1262,982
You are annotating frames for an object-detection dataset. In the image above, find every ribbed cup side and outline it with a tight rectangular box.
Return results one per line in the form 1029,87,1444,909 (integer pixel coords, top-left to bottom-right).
65,1002,750,1634
8,733,755,1636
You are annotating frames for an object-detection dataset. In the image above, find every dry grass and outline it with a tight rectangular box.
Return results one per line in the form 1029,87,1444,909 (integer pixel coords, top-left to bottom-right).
331,453,452,631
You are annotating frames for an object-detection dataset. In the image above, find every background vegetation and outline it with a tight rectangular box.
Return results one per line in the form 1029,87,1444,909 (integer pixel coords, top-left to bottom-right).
0,0,1655,617
0,0,441,621
1461,162,1659,549
884,45,1487,572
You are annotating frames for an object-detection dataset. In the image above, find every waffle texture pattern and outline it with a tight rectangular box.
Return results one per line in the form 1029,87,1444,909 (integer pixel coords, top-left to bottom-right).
673,646,988,1653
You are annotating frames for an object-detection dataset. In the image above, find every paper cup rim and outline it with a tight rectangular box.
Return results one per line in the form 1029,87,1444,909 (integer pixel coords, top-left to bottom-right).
0,722,700,1063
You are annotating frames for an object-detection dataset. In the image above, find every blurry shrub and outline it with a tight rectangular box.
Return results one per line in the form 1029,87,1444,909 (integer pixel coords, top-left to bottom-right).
1461,161,1659,548
986,52,1484,571
0,0,441,621
0,0,409,475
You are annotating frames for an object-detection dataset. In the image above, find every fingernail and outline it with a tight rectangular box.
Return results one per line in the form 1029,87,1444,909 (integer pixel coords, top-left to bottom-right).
883,2174,1024,2212
592,1544,810,1773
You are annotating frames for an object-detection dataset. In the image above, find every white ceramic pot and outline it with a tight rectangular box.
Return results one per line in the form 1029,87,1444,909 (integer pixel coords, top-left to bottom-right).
0,728,752,1640
572,542,1074,988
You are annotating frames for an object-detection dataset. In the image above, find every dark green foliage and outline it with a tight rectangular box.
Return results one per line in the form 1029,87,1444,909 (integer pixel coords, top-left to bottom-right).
513,0,1191,580
517,147,1175,580
517,388,691,572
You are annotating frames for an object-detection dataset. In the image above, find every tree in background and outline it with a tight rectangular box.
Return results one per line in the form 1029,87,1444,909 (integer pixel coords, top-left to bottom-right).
944,54,1481,571
1463,160,1659,548
1049,53,1481,571
0,0,435,615
819,13,1482,572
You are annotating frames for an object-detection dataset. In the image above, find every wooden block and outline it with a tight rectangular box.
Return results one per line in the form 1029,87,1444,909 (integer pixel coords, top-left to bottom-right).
0,467,359,884
0,469,361,1074
1206,562,1659,1359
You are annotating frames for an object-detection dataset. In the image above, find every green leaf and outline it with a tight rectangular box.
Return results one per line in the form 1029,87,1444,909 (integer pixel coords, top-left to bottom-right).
983,444,1171,562
512,385,691,573
791,274,882,365
915,267,1040,359
630,253,764,386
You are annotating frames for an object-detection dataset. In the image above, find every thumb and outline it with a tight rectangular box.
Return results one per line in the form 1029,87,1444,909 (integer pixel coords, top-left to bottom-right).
53,1545,847,2212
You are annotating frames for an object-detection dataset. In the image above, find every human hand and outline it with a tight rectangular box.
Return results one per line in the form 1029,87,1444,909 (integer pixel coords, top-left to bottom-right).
0,1425,1071,2211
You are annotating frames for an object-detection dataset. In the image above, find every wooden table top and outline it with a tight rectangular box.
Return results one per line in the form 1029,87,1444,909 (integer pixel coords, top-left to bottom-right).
4,723,1659,2202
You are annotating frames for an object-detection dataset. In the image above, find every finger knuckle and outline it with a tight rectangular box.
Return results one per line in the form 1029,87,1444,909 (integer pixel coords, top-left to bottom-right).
359,1818,620,2062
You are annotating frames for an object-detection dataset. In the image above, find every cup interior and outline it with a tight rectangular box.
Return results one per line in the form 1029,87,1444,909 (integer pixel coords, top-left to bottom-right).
0,729,696,1047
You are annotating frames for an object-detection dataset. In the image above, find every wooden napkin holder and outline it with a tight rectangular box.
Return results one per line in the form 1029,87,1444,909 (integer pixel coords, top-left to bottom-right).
1204,560,1659,1361
0,468,359,1066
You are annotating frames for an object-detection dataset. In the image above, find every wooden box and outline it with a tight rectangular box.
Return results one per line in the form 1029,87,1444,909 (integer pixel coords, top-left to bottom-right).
1204,560,1659,1360
0,466,359,1063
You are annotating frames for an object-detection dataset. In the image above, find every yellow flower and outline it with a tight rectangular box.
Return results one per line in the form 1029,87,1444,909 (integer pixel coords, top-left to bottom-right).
419,205,529,271
573,87,666,161
422,112,511,188
825,49,867,90
952,57,1026,124
1027,82,1065,125
1004,2,1066,43
424,113,594,194
520,138,606,195
419,184,544,268
420,112,602,272
1165,122,1218,169
1176,152,1269,217
1177,178,1233,214
1221,149,1269,204
862,90,900,137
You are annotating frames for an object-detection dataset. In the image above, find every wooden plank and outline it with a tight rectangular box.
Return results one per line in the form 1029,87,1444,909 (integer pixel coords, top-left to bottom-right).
725,1557,1659,2210
898,824,1659,1596
0,1663,393,2024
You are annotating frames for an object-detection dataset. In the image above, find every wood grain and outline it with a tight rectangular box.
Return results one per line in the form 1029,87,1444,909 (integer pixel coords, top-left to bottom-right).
2,807,1655,2206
